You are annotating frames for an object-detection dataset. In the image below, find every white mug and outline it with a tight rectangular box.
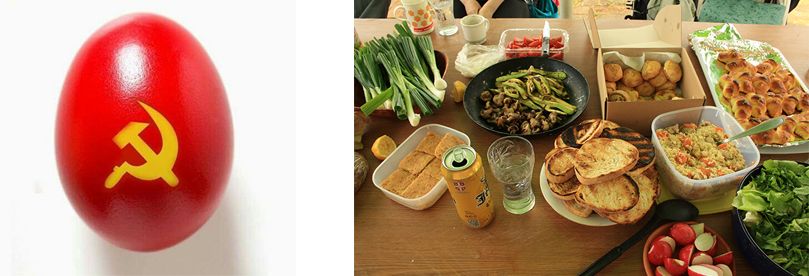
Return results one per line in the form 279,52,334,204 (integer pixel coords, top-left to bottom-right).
393,0,435,35
461,14,489,44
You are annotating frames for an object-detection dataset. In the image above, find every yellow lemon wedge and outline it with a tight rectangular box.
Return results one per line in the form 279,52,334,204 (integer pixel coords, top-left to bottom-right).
453,80,467,103
371,135,397,160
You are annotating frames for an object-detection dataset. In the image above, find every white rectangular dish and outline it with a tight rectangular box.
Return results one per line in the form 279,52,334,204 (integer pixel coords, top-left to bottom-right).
372,124,471,210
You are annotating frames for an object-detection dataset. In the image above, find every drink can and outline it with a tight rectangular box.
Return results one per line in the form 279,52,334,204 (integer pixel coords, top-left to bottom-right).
440,145,494,228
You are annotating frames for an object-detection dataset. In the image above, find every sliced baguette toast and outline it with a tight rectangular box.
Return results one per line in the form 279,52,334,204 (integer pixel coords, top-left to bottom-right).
599,127,655,176
574,175,639,213
574,138,639,185
555,119,620,149
602,172,658,224
544,148,577,183
562,199,593,218
549,177,581,200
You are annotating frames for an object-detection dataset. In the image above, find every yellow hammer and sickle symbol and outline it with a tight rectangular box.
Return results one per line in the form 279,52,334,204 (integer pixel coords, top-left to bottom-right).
104,101,179,189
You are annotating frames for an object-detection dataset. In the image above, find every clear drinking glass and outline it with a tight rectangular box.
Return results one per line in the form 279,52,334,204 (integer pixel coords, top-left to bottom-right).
430,0,458,36
487,136,536,214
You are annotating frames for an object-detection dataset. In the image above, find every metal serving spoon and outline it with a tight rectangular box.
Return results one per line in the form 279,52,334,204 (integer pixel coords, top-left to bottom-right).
579,199,699,276
717,116,785,145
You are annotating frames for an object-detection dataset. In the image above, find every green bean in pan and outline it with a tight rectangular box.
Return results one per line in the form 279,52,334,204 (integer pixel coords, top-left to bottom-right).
480,66,578,135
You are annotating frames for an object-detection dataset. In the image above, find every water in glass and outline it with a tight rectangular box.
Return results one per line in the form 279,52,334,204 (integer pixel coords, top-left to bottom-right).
432,0,458,36
487,137,536,214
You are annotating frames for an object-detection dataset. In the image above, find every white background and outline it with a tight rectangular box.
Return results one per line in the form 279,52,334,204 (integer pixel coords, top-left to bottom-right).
0,0,308,274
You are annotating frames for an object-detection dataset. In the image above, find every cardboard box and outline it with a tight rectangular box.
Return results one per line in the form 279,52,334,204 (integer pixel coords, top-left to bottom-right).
585,5,706,136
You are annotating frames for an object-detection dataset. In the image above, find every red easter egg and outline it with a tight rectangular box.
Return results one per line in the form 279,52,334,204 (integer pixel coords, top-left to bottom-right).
55,13,233,251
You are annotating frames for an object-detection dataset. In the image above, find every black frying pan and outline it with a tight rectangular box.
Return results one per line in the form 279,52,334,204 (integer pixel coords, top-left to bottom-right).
463,56,590,136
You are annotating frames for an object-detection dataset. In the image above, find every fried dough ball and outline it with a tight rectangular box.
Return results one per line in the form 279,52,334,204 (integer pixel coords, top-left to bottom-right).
735,77,755,93
721,81,739,100
642,60,662,80
657,81,676,91
795,120,809,139
636,81,655,97
649,72,668,87
718,74,734,89
605,81,616,92
663,60,682,83
783,95,799,115
756,59,779,75
717,49,742,64
746,93,767,118
654,89,677,100
616,83,634,93
751,74,770,95
604,64,623,82
765,92,783,117
621,68,643,88
769,77,788,94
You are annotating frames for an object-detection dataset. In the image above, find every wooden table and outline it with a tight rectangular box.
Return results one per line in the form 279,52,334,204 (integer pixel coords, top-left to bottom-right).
354,19,809,275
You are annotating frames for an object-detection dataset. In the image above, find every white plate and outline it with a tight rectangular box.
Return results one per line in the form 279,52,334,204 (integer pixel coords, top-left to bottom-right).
538,163,616,227
372,124,471,210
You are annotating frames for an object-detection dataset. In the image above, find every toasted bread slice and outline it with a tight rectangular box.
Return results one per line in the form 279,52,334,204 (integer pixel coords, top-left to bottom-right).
401,173,439,199
575,175,640,213
549,177,581,200
602,172,657,224
545,148,577,183
398,151,434,175
433,133,465,159
557,119,610,149
574,138,639,185
415,131,441,155
602,120,621,129
562,199,593,218
599,127,655,176
421,158,443,179
574,119,605,145
554,134,568,149
381,169,417,194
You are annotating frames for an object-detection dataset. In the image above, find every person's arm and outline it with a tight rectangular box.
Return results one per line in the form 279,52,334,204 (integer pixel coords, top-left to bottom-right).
460,0,482,15
387,0,403,18
478,0,504,18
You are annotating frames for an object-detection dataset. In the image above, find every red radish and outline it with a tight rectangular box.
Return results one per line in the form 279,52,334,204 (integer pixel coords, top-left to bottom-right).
649,240,674,266
691,252,714,265
690,223,705,235
664,258,688,276
671,223,697,246
694,233,715,252
656,266,673,276
654,235,677,250
713,251,733,266
702,235,718,256
716,264,733,276
679,245,696,266
687,265,720,276
698,265,723,275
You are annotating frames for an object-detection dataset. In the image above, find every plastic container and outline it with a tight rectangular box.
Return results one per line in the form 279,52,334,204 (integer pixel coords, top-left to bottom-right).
650,106,760,200
498,28,569,60
372,124,471,210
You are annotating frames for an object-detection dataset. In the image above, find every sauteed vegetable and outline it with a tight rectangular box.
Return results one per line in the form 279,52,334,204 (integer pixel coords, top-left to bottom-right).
479,66,577,134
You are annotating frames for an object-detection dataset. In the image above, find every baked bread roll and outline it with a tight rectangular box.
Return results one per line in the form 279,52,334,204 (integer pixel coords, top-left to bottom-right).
621,68,643,88
663,60,682,82
642,60,662,80
604,63,623,82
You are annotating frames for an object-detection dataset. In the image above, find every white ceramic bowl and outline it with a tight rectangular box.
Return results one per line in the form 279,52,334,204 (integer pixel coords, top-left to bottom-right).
372,124,471,210
650,106,760,200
